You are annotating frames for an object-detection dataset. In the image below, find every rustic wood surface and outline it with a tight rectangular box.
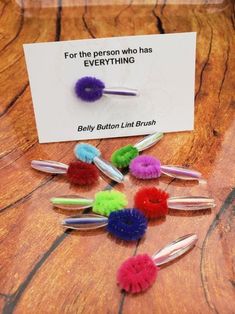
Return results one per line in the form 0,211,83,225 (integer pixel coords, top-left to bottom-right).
0,0,234,313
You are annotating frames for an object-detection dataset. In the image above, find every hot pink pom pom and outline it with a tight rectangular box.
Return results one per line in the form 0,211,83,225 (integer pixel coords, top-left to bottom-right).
129,155,161,179
117,254,159,293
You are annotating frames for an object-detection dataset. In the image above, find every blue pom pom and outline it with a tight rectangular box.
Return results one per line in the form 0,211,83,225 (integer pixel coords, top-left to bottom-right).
75,76,105,102
74,143,101,163
107,209,147,241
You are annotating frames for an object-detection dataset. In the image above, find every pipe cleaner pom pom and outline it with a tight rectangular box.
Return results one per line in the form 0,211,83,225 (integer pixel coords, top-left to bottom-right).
117,254,158,293
92,190,128,216
67,161,99,185
74,143,101,164
111,145,139,168
130,155,161,179
75,76,105,102
107,209,147,241
134,187,169,218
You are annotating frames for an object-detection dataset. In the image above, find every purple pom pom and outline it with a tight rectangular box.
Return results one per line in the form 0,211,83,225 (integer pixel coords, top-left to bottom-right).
130,155,161,179
75,76,105,102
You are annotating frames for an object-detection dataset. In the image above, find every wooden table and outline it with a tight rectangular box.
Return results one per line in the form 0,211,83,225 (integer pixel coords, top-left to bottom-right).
0,1,234,313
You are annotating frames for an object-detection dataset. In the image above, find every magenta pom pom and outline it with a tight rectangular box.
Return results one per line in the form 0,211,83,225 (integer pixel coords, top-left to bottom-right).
117,254,159,293
129,155,161,179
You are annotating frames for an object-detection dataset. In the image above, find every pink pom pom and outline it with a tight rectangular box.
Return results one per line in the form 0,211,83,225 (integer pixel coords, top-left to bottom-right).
129,155,161,179
117,254,159,293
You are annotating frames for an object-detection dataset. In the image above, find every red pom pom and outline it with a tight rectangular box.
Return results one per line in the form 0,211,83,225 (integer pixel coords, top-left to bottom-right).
134,187,169,218
67,161,99,185
117,254,158,293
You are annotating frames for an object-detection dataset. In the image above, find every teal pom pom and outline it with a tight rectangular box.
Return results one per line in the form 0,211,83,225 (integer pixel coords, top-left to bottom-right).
74,143,101,164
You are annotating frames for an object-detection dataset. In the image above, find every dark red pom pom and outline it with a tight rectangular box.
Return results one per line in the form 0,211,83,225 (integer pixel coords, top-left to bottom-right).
134,187,169,218
117,254,158,293
67,161,99,185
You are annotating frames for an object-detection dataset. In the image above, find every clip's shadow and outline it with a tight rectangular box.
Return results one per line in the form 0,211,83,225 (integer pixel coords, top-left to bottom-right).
157,244,196,270
168,208,212,217
148,216,167,227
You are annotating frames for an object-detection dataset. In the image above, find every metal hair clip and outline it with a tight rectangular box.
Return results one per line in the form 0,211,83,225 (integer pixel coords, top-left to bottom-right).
75,76,138,102
117,234,198,293
61,208,147,241
130,155,202,181
31,160,99,185
74,143,124,183
51,190,127,216
134,187,216,218
111,132,164,168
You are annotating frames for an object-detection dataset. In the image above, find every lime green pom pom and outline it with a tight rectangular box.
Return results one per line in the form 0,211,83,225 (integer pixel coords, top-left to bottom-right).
92,190,128,216
111,145,139,168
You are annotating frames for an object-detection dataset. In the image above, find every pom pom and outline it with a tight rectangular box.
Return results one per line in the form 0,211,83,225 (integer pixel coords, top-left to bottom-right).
111,145,139,168
107,209,147,241
92,190,127,216
134,187,169,218
74,143,101,164
67,161,99,185
130,155,161,179
117,254,158,293
75,76,105,102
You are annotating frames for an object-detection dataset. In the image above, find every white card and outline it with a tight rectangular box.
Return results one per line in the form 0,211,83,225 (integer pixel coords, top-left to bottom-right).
23,33,196,143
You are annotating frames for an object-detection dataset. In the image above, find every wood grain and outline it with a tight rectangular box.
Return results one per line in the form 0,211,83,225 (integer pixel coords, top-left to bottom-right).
0,0,234,313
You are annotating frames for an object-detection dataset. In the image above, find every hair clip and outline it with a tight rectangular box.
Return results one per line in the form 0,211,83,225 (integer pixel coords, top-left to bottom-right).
62,208,147,241
51,190,128,216
134,187,216,218
130,155,202,180
31,160,99,185
117,233,198,293
74,143,124,183
75,76,138,102
111,132,164,168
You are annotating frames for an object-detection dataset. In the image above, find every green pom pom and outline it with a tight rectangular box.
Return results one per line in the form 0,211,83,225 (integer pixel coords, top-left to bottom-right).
111,145,139,168
92,190,128,216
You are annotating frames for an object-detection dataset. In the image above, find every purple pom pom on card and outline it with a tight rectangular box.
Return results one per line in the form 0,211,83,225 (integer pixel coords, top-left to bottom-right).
130,155,161,179
75,76,105,102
